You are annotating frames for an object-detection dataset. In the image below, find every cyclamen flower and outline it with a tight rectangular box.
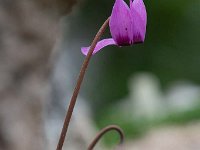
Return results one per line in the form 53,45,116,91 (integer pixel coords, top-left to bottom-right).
81,0,147,55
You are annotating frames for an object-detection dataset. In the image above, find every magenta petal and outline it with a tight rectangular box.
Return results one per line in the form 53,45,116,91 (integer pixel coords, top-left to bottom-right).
81,38,117,56
129,0,133,6
109,0,132,46
130,0,147,43
132,0,147,24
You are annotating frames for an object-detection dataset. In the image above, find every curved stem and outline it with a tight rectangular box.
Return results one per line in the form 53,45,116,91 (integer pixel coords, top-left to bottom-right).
56,17,110,150
88,125,124,150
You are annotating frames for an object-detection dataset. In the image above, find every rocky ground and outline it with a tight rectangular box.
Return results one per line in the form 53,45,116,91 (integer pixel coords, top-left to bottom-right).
123,122,200,150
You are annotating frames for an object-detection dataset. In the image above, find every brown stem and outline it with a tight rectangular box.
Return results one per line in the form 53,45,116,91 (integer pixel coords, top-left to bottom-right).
88,125,124,150
56,17,110,150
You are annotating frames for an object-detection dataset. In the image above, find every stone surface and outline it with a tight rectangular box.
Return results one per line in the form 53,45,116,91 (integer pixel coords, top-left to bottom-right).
123,122,200,150
0,0,76,149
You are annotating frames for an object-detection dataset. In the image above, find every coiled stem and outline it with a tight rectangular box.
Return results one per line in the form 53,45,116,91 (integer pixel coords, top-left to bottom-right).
88,125,124,150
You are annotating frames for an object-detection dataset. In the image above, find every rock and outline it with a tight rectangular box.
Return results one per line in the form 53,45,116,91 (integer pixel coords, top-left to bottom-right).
0,0,76,149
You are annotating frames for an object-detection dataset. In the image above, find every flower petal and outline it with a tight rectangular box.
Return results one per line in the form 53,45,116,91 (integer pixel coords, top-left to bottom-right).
109,0,133,46
81,38,117,56
129,0,133,6
132,0,147,24
130,0,147,43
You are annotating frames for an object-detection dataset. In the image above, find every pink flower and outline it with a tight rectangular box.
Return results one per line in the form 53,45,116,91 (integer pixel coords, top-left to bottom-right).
81,0,147,55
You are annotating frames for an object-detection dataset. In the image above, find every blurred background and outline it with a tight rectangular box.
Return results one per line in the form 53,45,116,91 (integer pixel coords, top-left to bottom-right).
0,0,200,150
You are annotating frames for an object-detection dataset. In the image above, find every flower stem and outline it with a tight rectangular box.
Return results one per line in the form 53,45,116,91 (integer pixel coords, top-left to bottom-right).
56,17,110,150
88,125,124,150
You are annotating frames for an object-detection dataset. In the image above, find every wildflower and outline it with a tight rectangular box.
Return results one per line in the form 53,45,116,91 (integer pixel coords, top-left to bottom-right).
81,0,147,55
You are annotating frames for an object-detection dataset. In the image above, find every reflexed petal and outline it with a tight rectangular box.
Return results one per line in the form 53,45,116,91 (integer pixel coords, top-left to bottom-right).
109,0,133,46
130,0,147,43
81,38,117,55
129,0,133,6
132,0,147,24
